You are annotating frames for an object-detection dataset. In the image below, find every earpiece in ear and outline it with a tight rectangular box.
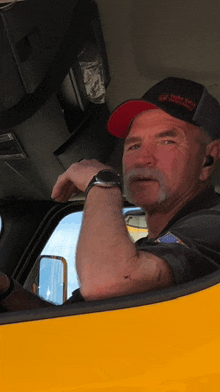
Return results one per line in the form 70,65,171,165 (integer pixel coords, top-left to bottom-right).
204,155,214,167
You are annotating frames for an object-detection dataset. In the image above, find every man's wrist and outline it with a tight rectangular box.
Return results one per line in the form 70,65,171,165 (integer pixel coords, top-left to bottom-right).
85,186,124,208
85,169,122,198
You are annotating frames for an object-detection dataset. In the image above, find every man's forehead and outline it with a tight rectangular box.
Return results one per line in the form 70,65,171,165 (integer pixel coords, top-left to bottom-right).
124,129,180,146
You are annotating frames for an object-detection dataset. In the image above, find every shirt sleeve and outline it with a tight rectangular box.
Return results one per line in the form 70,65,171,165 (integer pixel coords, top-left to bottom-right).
136,208,220,284
63,288,85,304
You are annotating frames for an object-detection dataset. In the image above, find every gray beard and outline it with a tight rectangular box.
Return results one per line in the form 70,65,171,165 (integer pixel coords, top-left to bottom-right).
123,167,171,208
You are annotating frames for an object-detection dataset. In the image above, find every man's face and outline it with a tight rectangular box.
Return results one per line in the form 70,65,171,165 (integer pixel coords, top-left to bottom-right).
123,109,208,211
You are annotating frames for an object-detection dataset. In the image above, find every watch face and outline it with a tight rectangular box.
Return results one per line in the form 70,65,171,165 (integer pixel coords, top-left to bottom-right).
97,170,119,182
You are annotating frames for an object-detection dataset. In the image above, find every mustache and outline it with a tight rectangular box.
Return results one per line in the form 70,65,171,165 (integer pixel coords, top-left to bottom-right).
124,167,167,184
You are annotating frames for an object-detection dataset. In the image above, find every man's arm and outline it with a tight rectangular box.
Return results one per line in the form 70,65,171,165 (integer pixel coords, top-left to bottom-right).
52,160,174,301
0,272,55,311
76,186,173,300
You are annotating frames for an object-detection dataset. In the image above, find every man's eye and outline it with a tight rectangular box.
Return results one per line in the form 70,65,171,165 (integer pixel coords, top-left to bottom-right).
128,144,141,150
160,140,175,145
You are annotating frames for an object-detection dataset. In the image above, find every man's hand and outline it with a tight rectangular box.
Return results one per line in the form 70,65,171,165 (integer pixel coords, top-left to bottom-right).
0,270,56,312
51,159,111,202
0,271,10,295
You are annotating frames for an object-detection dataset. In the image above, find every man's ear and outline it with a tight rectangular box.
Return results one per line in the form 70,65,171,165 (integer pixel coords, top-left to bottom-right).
200,139,220,182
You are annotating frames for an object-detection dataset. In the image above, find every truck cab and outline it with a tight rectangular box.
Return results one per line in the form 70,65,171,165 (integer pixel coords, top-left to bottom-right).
1,1,220,391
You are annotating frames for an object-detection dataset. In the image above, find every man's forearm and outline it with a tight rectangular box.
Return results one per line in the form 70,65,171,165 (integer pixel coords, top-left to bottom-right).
76,186,139,300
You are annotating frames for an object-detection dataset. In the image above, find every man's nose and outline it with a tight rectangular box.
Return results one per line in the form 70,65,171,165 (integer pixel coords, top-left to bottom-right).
136,144,157,167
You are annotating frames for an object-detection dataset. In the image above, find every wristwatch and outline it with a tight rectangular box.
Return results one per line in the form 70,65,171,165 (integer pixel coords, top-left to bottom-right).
85,169,122,197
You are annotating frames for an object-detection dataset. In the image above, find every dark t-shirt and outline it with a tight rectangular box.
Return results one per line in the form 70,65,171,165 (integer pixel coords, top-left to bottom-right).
136,186,220,284
67,186,220,303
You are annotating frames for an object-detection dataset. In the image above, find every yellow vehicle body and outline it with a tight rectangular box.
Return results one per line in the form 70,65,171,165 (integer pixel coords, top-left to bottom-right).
1,276,220,391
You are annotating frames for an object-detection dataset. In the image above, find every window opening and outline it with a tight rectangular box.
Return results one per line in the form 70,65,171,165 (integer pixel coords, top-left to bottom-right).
25,207,147,304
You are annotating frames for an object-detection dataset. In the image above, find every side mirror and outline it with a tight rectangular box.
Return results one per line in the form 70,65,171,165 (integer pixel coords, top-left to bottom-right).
123,208,148,241
37,255,68,305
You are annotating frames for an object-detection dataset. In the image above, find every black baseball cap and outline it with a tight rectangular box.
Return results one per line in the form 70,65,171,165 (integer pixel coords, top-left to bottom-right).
107,77,220,139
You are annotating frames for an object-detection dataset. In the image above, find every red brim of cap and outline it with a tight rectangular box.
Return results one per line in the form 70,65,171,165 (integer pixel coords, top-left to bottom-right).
107,100,158,138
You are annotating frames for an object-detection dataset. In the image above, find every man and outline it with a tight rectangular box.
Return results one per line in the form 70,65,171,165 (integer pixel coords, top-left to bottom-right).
1,77,220,310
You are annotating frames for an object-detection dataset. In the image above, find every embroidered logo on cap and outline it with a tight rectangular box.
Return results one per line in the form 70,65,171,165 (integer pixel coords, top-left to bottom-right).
156,231,185,244
159,93,196,111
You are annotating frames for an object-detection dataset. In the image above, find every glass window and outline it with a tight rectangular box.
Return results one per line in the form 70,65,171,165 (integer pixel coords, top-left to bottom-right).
41,211,83,299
